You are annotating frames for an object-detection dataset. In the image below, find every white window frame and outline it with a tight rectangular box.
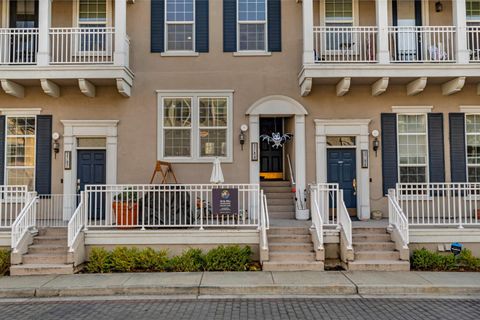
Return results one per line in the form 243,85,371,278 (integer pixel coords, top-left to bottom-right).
320,0,359,54
236,0,268,53
164,0,196,53
4,115,37,191
396,113,429,184
467,0,480,24
465,113,480,182
157,90,234,163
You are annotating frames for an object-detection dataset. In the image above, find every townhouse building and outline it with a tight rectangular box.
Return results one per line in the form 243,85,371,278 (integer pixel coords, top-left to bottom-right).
0,0,480,274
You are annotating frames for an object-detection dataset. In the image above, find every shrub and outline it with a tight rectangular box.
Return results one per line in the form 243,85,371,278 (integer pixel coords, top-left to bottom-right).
205,245,252,271
167,248,205,272
86,247,111,273
0,249,10,275
135,248,168,272
457,249,480,271
411,248,480,271
110,247,138,272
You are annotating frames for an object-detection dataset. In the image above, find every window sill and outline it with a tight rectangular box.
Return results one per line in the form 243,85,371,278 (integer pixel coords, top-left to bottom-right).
161,52,199,57
233,51,272,57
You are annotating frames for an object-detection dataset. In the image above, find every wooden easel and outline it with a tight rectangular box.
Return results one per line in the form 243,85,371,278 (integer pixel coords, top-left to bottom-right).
149,161,178,184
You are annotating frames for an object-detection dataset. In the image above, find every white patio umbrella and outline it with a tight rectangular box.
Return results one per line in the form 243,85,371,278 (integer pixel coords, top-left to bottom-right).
210,157,224,184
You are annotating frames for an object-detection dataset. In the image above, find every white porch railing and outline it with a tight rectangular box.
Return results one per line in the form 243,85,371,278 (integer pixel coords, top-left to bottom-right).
259,190,269,252
68,192,85,250
313,26,378,63
467,26,480,62
396,183,480,227
11,192,37,252
0,186,29,228
37,194,80,227
388,26,456,63
310,185,324,250
84,184,261,229
388,189,409,247
0,28,38,65
338,189,352,249
310,183,339,225
50,27,115,64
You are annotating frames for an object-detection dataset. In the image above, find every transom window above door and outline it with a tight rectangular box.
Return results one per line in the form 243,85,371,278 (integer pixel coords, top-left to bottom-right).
237,0,267,52
165,0,195,52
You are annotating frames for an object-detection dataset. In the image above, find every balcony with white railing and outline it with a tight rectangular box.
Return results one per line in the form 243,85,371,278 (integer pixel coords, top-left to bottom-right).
0,28,39,65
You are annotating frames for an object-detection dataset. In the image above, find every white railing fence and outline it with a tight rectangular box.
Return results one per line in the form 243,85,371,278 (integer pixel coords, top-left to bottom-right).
338,189,353,249
0,186,29,228
467,26,480,62
388,189,409,247
37,194,80,227
11,192,37,252
388,26,456,63
68,192,85,250
396,183,480,227
50,27,115,64
0,28,38,65
310,183,339,225
259,190,269,252
84,184,261,229
309,186,324,250
313,26,378,63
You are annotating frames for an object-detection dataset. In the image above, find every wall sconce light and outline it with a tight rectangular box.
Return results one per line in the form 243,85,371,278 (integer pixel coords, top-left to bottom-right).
52,132,60,159
435,1,443,12
239,124,248,150
372,129,380,157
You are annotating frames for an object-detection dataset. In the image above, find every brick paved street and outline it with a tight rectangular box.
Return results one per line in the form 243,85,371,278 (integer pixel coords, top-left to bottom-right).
0,298,478,320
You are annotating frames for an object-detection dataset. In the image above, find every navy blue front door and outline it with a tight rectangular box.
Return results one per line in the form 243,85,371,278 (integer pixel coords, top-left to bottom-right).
77,150,106,219
327,149,357,210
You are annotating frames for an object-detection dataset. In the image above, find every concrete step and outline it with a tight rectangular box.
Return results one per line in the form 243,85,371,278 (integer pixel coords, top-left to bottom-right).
269,212,295,219
268,205,296,212
10,264,74,276
264,193,294,199
268,227,310,236
353,242,396,251
22,253,67,265
352,227,388,235
262,186,293,193
37,228,68,237
355,250,401,260
267,198,294,206
348,260,410,271
262,261,324,271
353,233,392,242
269,251,316,261
268,234,311,243
33,236,68,245
28,244,68,254
260,181,291,187
269,243,314,252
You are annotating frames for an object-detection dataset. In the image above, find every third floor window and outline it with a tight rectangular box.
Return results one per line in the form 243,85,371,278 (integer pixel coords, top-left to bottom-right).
165,0,195,52
237,0,267,52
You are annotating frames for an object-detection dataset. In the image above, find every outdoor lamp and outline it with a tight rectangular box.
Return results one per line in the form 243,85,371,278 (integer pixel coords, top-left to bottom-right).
239,124,248,150
372,130,380,157
52,132,61,159
435,1,443,12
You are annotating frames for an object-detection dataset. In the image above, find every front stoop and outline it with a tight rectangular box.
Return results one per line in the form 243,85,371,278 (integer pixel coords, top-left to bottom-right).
348,226,410,271
262,226,324,271
10,228,74,276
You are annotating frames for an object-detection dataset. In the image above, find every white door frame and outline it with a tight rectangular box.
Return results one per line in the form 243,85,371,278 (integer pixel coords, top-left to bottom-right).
246,96,308,216
61,120,119,201
314,119,371,220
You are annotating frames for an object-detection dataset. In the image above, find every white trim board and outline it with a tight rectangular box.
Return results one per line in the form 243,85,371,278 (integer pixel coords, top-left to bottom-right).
460,106,480,113
391,106,433,113
0,108,42,116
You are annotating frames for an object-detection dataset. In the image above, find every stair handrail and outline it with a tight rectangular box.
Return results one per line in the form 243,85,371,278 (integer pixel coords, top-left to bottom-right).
388,188,409,247
338,190,353,249
259,190,270,251
68,191,85,251
286,154,295,187
310,185,324,251
11,192,37,253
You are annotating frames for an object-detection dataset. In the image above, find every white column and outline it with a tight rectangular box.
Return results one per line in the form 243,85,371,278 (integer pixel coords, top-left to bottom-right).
114,0,128,66
249,115,260,186
376,0,390,64
358,129,371,220
302,0,315,64
295,115,307,210
453,0,469,64
37,0,52,66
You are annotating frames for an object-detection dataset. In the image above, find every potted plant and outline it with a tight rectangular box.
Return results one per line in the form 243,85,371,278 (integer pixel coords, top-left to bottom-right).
112,188,138,228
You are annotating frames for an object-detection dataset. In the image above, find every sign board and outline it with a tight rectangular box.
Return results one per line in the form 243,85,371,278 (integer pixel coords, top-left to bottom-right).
212,188,239,215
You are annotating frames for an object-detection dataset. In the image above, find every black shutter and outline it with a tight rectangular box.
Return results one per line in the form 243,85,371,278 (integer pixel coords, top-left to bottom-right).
151,0,165,53
35,115,52,195
428,113,445,182
267,0,281,52
0,116,5,185
223,0,237,52
195,0,209,53
449,113,467,182
381,113,398,195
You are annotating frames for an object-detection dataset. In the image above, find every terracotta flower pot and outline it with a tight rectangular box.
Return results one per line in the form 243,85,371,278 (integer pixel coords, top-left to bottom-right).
112,202,138,229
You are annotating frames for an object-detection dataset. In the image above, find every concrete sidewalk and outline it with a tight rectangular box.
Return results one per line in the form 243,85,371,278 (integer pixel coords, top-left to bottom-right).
0,271,480,298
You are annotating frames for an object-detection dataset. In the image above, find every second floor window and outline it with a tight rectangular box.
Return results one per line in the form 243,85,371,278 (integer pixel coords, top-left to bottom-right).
325,0,353,26
79,0,107,28
237,0,267,52
166,0,195,52
467,0,480,25
466,114,480,182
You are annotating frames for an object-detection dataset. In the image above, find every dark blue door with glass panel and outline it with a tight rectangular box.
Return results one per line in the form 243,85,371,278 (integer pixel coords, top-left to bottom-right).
327,149,357,210
77,150,106,219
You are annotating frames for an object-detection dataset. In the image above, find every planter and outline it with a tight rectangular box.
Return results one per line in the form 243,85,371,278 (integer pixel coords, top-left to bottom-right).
296,208,310,220
112,202,138,228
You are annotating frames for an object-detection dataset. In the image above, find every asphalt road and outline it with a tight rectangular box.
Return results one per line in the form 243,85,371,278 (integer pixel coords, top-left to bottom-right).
0,297,478,320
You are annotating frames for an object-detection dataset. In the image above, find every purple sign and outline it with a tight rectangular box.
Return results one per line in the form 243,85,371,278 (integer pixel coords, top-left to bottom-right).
212,188,239,215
